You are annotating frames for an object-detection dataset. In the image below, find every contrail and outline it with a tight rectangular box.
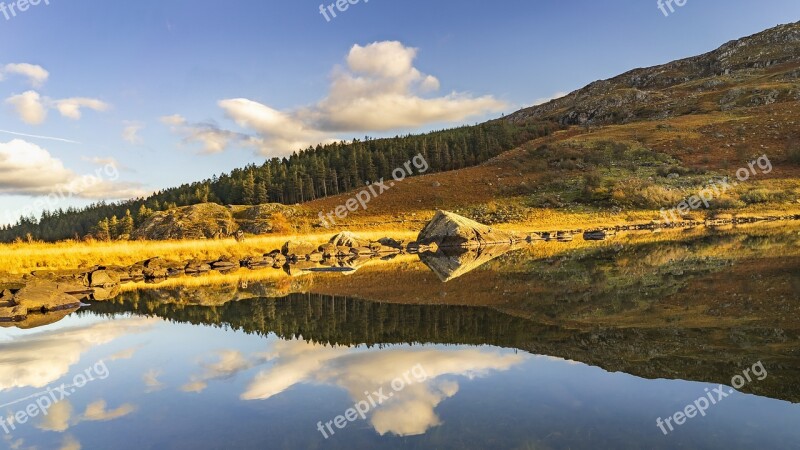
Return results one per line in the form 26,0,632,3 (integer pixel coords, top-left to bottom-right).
0,129,81,144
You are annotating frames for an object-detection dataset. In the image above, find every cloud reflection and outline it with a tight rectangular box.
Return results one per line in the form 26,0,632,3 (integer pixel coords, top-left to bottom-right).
241,341,526,436
0,318,155,392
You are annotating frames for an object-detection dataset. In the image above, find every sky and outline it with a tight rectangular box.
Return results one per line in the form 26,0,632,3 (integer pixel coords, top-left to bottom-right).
0,0,799,224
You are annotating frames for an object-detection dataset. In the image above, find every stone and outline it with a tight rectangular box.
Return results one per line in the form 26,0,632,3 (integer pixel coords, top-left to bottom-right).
281,241,318,258
143,267,169,279
92,285,121,301
272,254,287,267
417,211,517,248
89,270,120,288
377,237,404,249
318,243,337,257
0,304,27,322
211,261,237,270
328,231,366,248
12,281,82,312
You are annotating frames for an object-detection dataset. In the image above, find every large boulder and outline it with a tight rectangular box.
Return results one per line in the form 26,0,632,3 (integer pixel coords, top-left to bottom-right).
12,281,82,312
416,211,518,248
132,203,238,240
328,232,366,248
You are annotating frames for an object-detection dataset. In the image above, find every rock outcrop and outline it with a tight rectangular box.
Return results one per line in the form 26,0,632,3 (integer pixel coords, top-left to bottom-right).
132,203,238,240
417,211,518,248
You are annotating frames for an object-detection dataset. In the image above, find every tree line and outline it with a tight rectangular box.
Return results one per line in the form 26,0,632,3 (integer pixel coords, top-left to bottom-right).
0,120,554,242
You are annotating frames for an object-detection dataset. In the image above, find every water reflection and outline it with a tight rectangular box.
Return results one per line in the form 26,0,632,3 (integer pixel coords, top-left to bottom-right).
0,225,798,449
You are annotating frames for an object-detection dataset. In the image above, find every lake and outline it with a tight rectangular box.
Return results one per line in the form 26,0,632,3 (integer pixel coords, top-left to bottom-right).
2,224,799,449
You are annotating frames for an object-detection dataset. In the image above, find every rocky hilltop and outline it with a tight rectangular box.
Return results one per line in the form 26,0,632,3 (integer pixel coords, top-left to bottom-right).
507,21,800,125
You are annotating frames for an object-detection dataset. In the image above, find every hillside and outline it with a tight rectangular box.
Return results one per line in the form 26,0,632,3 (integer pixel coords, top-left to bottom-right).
6,21,800,242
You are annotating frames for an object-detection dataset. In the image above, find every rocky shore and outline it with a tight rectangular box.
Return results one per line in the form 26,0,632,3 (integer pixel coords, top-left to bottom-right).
2,210,798,325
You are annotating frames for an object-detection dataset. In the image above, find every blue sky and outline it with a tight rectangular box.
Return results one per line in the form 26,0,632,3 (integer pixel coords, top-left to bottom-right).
0,0,798,224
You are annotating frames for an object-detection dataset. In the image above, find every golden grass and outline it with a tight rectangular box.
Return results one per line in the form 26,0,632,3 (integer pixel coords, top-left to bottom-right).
0,230,419,275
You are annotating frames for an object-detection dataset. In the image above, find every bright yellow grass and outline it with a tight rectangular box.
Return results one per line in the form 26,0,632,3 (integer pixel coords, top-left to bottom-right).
1,230,419,275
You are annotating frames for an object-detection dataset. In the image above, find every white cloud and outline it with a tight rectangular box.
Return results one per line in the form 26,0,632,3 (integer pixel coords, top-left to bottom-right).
0,139,146,200
81,156,119,168
81,399,136,422
181,350,266,393
167,41,506,156
122,122,144,144
302,41,506,132
240,340,526,436
59,435,82,450
0,318,155,392
142,369,164,392
159,114,187,126
5,91,47,125
161,114,252,155
1,63,49,87
219,98,334,154
54,97,109,120
531,91,569,106
36,398,135,433
37,400,73,432
5,91,109,124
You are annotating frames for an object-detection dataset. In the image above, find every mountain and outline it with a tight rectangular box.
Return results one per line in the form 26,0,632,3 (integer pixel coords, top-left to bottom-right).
5,21,800,242
506,21,800,126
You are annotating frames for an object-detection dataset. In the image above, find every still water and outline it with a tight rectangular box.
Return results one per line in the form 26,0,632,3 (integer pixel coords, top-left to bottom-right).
1,226,799,449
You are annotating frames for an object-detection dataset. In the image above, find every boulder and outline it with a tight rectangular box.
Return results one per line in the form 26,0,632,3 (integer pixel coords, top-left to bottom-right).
281,241,318,259
416,211,517,248
211,261,237,271
12,281,82,312
0,304,27,322
143,257,164,268
240,256,272,268
328,232,366,248
143,267,169,279
185,260,212,274
89,270,120,288
583,230,615,241
377,237,404,249
318,243,337,257
272,254,287,267
91,285,121,301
